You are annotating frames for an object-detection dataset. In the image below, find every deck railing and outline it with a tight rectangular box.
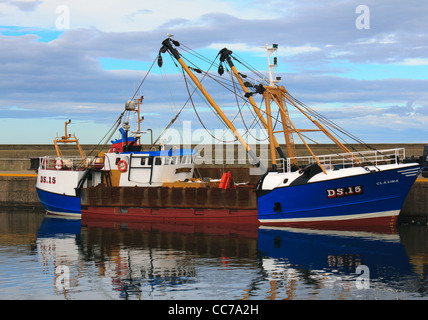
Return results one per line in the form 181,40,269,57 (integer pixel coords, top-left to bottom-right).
38,156,96,171
279,148,405,173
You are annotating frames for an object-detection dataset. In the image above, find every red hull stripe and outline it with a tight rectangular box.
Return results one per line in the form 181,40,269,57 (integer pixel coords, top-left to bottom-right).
82,207,259,224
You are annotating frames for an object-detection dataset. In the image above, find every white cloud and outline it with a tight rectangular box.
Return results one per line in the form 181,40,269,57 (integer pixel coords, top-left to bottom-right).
207,42,260,52
0,0,42,11
0,0,284,32
1,0,428,144
281,45,320,56
398,58,428,66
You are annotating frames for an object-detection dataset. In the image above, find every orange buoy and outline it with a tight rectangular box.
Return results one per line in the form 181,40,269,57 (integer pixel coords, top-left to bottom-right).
219,172,227,189
219,171,233,189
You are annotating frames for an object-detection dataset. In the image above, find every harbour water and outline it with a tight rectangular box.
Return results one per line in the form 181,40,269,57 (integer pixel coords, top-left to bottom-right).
1,208,428,301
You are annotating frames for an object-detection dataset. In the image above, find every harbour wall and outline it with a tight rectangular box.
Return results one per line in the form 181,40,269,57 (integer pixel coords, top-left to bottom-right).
0,143,426,172
399,180,428,224
0,173,40,209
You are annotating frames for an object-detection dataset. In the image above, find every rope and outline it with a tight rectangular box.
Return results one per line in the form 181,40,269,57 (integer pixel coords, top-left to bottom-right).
87,56,158,158
129,56,157,102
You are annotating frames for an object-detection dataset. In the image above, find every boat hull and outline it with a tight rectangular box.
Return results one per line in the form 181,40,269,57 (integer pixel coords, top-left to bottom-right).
81,206,258,224
36,187,81,217
35,167,87,216
257,164,421,230
80,184,258,224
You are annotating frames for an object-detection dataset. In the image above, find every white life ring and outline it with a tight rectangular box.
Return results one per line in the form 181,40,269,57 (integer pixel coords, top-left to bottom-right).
117,160,128,172
55,157,63,170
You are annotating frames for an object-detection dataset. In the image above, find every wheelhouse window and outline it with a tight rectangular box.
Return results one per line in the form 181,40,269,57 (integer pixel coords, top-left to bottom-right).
140,157,149,166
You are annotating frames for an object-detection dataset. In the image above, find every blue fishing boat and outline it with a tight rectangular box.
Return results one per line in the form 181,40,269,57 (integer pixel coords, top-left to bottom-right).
213,42,421,228
257,153,420,228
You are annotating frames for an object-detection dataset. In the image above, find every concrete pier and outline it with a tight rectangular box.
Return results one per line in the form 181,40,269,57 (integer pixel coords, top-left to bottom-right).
0,172,40,208
399,179,428,224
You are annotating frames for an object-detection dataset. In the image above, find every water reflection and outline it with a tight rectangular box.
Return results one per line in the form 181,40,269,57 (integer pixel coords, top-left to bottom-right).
258,226,416,299
1,209,428,299
79,219,259,299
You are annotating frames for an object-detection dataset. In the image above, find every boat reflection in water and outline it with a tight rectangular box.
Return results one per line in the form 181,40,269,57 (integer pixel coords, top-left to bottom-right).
36,214,82,298
257,225,414,299
34,212,422,299
80,216,260,299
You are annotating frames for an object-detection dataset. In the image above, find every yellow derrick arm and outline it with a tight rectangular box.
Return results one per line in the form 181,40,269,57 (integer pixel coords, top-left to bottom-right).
263,92,277,167
272,93,298,164
159,39,264,171
267,88,327,174
179,59,248,149
229,65,283,150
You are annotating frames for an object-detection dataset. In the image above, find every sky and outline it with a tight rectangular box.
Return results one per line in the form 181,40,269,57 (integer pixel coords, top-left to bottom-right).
1,0,427,146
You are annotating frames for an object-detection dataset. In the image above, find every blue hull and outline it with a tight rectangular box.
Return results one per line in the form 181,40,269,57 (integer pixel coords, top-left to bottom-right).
257,165,421,227
257,227,413,281
36,187,81,216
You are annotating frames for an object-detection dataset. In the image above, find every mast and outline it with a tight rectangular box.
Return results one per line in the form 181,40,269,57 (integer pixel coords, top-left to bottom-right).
137,96,144,146
158,38,265,172
265,44,281,87
259,44,360,173
261,45,297,169
125,96,145,147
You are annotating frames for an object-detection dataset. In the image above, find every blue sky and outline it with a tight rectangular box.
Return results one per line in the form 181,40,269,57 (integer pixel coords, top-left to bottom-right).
0,0,427,145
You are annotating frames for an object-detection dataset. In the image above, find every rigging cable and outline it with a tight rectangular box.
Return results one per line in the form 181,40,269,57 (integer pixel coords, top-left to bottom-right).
229,71,270,142
88,55,157,158
129,55,158,102
179,53,271,142
182,68,237,143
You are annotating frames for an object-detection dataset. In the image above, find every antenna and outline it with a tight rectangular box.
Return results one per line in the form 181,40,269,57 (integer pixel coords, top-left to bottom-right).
266,44,280,87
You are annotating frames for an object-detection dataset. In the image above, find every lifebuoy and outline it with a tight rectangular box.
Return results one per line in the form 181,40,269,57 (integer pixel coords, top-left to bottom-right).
55,157,63,170
117,160,128,172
